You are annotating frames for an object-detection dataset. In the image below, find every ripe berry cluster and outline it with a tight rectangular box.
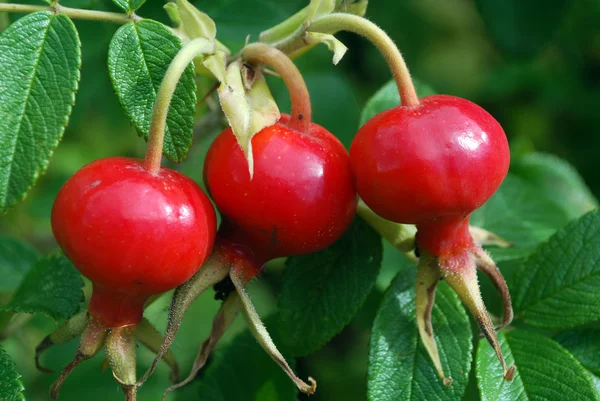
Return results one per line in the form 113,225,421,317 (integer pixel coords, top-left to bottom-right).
38,3,514,400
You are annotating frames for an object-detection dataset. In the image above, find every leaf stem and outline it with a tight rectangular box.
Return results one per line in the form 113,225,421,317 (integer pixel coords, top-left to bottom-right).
0,3,139,24
241,43,311,133
144,37,215,174
308,13,419,106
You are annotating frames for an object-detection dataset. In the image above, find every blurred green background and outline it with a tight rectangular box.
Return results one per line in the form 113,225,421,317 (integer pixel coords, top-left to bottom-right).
0,0,599,400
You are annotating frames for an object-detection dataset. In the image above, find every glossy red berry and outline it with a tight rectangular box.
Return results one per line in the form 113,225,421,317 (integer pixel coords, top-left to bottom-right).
52,157,217,328
351,95,509,230
204,114,357,263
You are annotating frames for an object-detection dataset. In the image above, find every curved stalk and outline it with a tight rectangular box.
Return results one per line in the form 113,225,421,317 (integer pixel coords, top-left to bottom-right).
241,43,311,133
308,13,418,106
144,37,215,174
0,3,138,24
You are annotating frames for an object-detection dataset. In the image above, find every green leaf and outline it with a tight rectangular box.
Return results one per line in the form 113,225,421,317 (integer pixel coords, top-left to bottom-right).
111,0,146,12
555,328,600,377
477,330,599,401
359,79,436,126
368,267,472,401
108,20,197,162
475,0,570,57
512,210,600,329
0,237,39,294
471,174,571,261
0,347,24,401
0,11,81,212
197,316,297,401
511,152,598,221
277,218,383,356
0,254,84,321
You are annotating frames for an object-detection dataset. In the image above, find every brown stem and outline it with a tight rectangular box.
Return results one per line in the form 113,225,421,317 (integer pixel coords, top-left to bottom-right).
241,43,311,133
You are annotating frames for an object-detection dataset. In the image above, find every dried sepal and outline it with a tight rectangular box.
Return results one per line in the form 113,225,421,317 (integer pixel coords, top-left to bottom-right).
135,318,180,382
217,60,280,178
415,254,451,386
162,292,242,400
230,266,317,395
36,311,89,374
136,253,230,386
49,317,107,400
105,326,137,400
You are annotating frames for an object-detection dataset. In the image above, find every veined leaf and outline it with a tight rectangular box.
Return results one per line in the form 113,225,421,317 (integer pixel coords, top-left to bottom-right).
278,218,382,356
111,0,146,12
0,347,24,401
108,20,197,162
0,12,81,212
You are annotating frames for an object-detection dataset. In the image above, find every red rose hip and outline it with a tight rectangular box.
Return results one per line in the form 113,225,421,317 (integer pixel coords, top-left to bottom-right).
52,157,216,327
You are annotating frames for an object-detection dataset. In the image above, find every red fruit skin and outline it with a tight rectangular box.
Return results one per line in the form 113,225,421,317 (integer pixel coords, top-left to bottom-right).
204,115,357,261
350,95,510,227
52,157,217,327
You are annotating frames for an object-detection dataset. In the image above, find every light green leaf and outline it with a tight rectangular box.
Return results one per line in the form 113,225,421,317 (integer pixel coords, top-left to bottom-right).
218,60,280,176
556,328,600,377
0,254,84,321
111,0,146,12
477,330,599,401
0,347,24,401
197,316,297,401
307,0,336,22
511,152,598,221
278,218,383,356
0,237,39,294
513,210,600,329
368,267,472,401
108,20,197,162
304,32,347,64
471,174,571,261
176,0,217,40
0,11,81,212
359,79,436,126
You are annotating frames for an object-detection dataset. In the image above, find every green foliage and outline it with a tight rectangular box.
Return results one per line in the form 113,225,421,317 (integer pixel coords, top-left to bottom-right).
278,217,383,356
0,237,39,293
0,12,81,212
359,79,436,126
474,0,570,57
108,20,196,162
471,174,571,261
197,317,297,401
511,152,598,221
556,328,600,377
477,330,599,401
0,254,84,321
111,0,146,12
0,347,24,401
513,210,600,329
368,267,472,401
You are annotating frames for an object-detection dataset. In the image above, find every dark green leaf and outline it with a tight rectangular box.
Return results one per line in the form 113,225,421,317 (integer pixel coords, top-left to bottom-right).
511,152,598,221
368,267,472,401
471,174,571,261
0,254,84,320
359,79,436,126
0,347,24,401
0,237,39,294
475,0,570,56
477,330,599,401
197,316,297,401
108,20,196,162
0,12,81,212
111,0,146,12
278,218,383,356
513,210,600,329
556,328,600,377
